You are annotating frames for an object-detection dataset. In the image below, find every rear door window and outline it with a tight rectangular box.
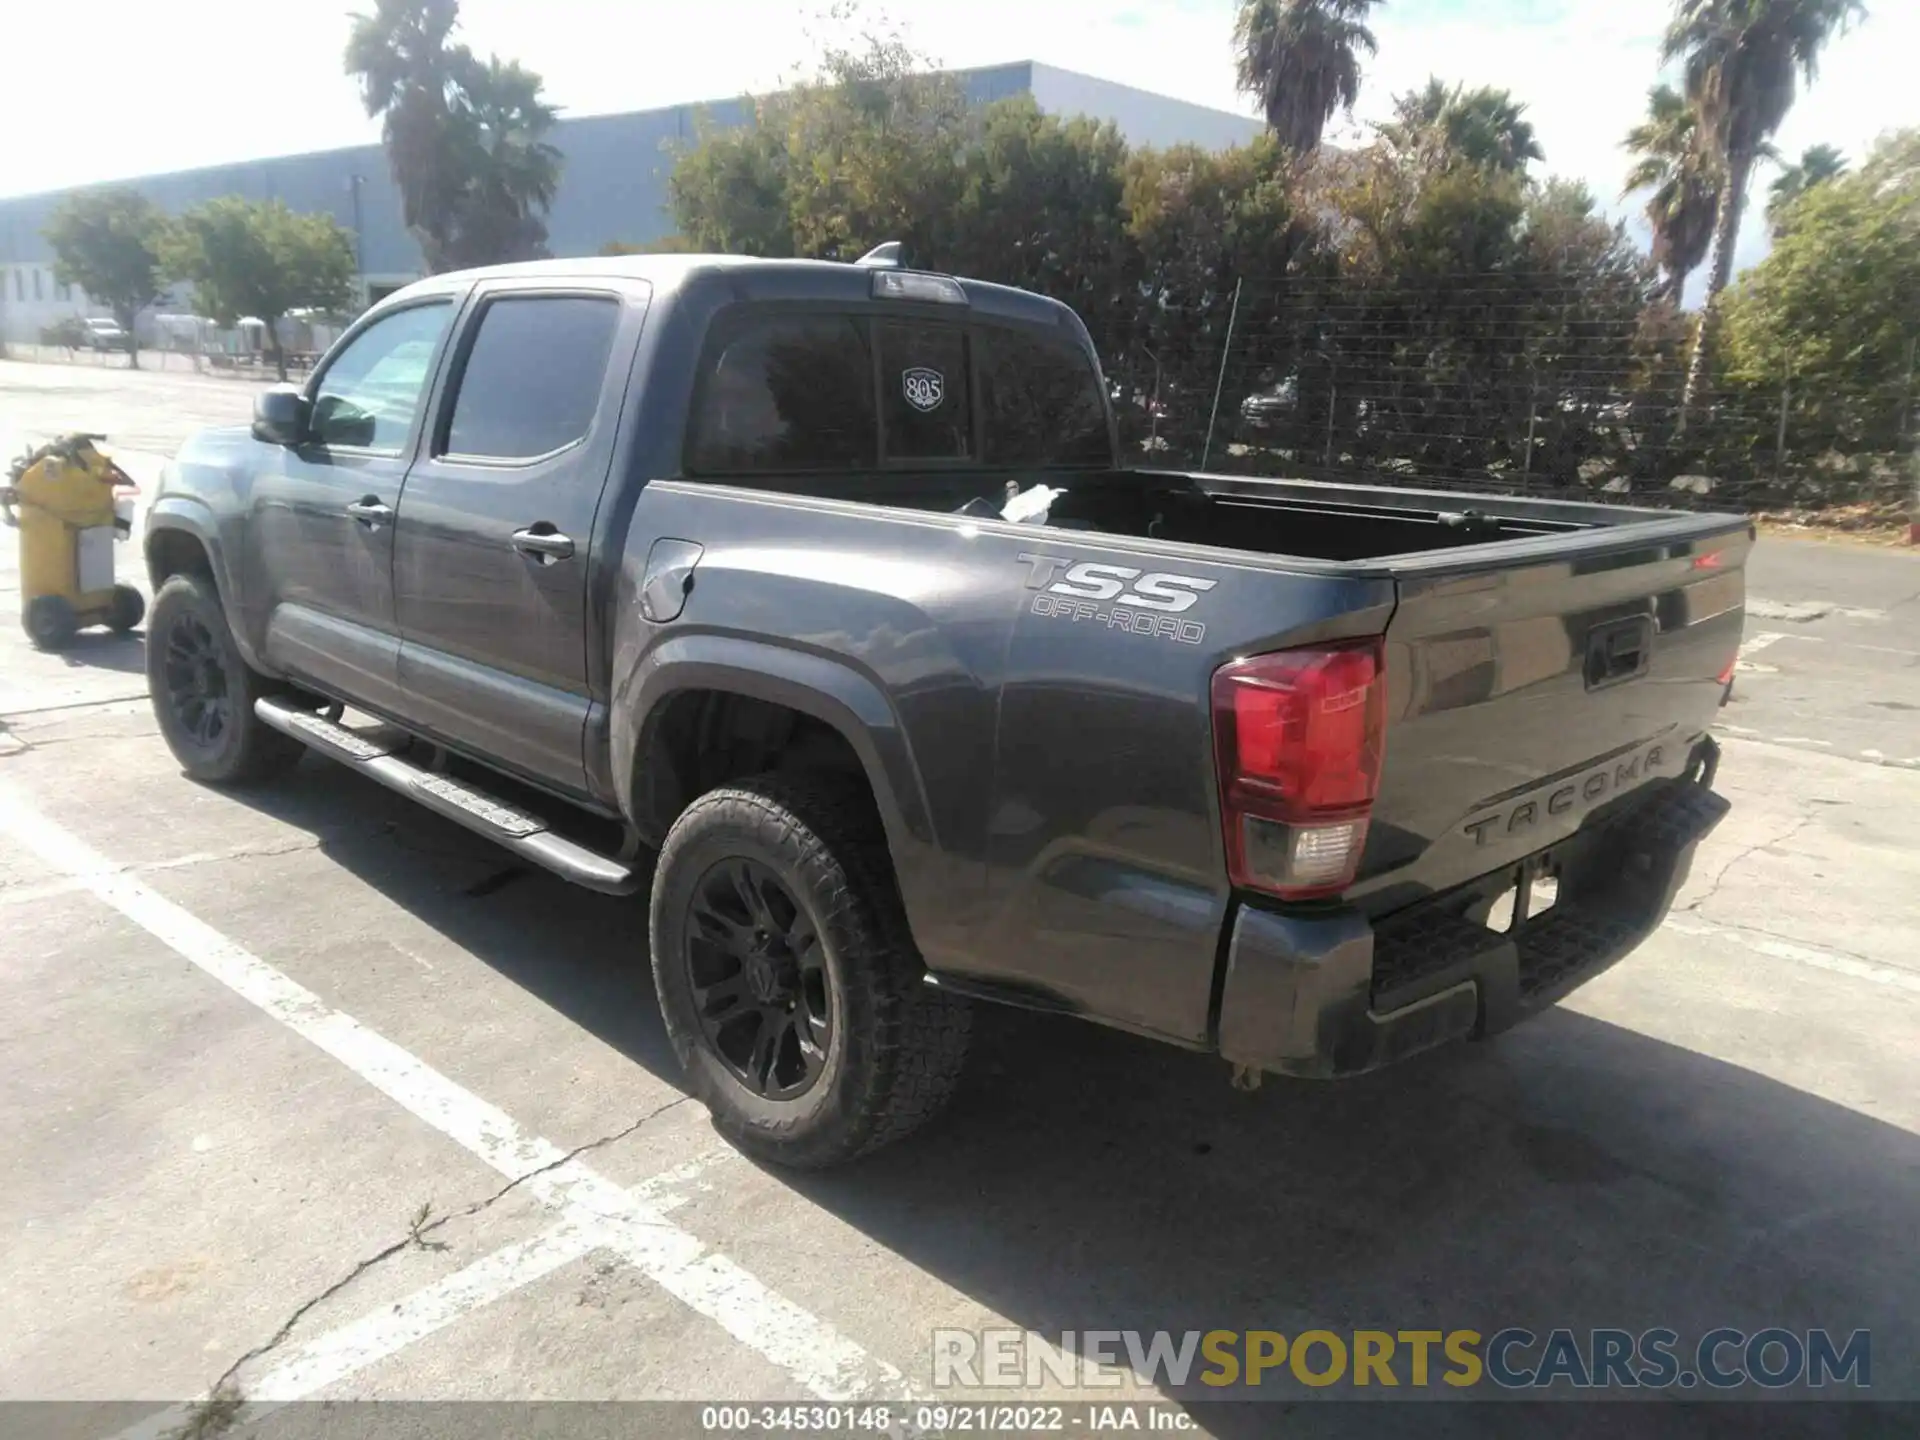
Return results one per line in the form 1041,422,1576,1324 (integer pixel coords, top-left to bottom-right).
442,295,621,461
979,325,1111,466
877,321,970,462
687,315,876,472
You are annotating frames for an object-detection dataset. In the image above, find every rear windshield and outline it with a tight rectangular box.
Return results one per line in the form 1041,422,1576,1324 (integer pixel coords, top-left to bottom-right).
685,315,876,472
686,310,1110,476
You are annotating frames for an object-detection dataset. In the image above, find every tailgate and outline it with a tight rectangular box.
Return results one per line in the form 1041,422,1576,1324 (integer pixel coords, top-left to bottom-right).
1352,519,1749,910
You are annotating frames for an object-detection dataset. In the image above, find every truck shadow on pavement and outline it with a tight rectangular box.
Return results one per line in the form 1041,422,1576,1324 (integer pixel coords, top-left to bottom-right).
238,760,680,1080
238,761,1915,1432
797,1003,1918,1431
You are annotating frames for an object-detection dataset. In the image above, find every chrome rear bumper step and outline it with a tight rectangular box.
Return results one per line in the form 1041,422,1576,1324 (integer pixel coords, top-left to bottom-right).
255,696,640,896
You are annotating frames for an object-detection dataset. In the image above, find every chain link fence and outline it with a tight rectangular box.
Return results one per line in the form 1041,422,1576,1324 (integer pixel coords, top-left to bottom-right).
1094,273,1918,517
5,313,347,377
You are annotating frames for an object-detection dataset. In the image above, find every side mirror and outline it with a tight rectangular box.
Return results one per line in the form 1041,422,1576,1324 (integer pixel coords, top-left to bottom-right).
252,386,310,447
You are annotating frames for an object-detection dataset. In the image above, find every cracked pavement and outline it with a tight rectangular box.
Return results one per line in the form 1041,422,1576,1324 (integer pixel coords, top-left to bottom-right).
199,1095,691,1409
2,363,1917,1418
1676,813,1818,917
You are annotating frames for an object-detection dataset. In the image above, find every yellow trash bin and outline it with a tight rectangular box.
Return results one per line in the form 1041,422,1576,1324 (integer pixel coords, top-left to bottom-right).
2,433,145,650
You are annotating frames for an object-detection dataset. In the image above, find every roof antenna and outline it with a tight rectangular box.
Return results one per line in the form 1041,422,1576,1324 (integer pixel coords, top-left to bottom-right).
855,241,905,268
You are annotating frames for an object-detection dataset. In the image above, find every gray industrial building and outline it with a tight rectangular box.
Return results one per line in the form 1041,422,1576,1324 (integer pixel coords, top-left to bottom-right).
0,61,1260,342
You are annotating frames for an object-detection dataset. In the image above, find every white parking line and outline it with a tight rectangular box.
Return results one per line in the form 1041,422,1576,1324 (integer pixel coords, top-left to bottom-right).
1718,730,1920,770
1737,631,1790,657
1746,598,1887,623
0,842,325,910
108,1223,598,1440
109,1156,721,1440
0,783,907,1404
1664,916,1920,995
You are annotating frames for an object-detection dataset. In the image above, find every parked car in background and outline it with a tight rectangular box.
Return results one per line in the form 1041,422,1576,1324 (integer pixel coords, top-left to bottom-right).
81,318,129,352
1240,376,1300,432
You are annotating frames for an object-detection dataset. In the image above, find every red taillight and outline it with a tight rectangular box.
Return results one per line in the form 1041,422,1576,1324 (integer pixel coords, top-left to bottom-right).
1211,640,1387,900
1691,550,1724,570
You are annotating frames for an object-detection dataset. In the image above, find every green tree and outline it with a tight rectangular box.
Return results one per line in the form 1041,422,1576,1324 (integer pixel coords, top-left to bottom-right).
1380,79,1545,175
1766,142,1848,233
949,99,1132,327
667,106,797,256
166,197,356,380
670,31,969,263
780,33,971,262
1663,0,1866,417
41,188,169,369
599,236,699,255
1722,130,1920,454
345,0,563,272
1231,0,1379,156
1119,136,1304,459
1622,83,1721,305
1515,180,1669,488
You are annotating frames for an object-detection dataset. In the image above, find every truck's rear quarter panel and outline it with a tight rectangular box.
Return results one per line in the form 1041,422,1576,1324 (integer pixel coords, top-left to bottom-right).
975,548,1394,1043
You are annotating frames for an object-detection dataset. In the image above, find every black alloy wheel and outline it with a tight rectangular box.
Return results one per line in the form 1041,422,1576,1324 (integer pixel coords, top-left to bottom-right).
684,857,834,1100
145,573,304,785
162,610,233,753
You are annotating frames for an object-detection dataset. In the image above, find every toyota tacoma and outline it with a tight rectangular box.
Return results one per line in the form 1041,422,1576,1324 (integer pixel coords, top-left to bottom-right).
143,250,1742,1167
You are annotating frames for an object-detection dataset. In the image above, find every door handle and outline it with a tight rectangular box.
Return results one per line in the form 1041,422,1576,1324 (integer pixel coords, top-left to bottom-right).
511,525,576,563
345,497,392,527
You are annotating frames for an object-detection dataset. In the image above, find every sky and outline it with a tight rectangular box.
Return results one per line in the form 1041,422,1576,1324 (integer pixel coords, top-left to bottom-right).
6,0,1916,278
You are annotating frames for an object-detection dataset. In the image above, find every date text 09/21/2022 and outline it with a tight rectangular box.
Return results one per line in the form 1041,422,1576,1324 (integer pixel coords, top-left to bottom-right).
699,1405,1194,1433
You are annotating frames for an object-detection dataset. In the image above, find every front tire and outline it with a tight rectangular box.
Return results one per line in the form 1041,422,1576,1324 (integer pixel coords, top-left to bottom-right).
650,774,970,1168
146,574,302,785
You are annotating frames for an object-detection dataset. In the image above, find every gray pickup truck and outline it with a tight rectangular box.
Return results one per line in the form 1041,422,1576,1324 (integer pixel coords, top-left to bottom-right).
144,250,1742,1167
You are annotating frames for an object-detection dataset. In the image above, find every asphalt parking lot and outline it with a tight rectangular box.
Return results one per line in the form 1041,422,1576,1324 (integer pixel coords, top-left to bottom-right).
2,357,1916,1433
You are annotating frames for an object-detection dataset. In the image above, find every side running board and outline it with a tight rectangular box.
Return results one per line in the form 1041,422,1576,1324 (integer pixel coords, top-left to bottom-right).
254,696,640,896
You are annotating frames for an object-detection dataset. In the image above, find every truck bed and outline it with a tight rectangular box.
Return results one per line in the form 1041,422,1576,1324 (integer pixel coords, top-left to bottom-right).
1031,468,1717,566
699,462,1746,929
759,463,1726,567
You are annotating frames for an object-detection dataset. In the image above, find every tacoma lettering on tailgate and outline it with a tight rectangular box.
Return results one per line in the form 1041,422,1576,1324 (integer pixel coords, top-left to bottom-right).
1462,742,1669,846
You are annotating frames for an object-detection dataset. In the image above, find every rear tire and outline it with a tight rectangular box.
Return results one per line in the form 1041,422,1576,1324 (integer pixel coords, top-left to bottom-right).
650,773,970,1168
107,583,146,633
146,574,303,785
24,595,79,651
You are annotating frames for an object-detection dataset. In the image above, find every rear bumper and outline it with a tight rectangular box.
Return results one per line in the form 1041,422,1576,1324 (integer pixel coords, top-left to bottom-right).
1216,737,1731,1079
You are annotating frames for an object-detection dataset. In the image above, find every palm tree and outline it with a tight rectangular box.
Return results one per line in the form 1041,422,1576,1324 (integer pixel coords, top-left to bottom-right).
1622,84,1721,305
441,55,564,267
345,0,467,270
1233,0,1380,157
1664,0,1867,417
1382,79,1545,174
1767,142,1849,231
346,1,564,272
1436,84,1544,173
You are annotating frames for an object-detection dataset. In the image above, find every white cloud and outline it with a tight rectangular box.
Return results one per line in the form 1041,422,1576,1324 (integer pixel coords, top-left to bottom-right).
10,0,1916,289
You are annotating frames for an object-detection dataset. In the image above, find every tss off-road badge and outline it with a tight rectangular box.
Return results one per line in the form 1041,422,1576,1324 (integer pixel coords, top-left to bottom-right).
1016,552,1216,645
902,367,945,412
